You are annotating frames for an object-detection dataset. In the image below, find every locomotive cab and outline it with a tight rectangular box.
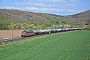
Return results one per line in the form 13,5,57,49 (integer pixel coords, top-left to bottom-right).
21,30,34,37
21,31,27,37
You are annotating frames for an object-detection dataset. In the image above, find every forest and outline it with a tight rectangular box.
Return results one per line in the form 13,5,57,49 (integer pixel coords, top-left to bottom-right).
0,19,90,30
0,18,73,30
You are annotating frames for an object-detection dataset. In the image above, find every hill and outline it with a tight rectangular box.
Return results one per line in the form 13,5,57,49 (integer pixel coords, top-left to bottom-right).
0,9,90,30
0,9,90,24
47,10,90,24
66,10,90,24
0,9,49,23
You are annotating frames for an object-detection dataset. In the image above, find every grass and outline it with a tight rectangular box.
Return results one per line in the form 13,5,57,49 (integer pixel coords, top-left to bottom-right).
0,30,90,60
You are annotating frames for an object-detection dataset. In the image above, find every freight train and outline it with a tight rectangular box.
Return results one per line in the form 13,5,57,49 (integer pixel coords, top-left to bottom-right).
21,28,82,37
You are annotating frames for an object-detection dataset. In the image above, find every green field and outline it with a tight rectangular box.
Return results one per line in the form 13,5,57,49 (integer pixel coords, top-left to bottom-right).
0,30,90,60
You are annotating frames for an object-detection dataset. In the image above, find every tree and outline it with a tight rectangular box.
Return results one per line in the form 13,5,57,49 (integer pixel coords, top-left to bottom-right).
0,19,11,30
8,23,14,30
29,24,35,29
23,23,30,30
79,22,86,28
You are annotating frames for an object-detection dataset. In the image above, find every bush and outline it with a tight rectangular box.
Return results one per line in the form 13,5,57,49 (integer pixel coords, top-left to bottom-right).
85,25,90,30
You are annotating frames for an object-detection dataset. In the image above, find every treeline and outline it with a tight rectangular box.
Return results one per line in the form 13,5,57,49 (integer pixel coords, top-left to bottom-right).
0,19,62,30
1,18,86,30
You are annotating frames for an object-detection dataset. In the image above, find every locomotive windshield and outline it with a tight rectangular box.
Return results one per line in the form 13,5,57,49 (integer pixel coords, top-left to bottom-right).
22,31,26,34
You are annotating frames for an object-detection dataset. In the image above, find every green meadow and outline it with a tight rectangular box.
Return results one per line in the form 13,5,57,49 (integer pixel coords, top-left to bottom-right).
0,30,90,60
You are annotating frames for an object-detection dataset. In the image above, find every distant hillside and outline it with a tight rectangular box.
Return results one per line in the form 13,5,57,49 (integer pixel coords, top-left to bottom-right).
0,9,90,24
67,10,90,24
46,10,90,25
0,9,49,23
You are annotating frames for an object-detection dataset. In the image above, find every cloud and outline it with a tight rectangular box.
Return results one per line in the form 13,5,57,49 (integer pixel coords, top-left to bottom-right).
39,8,76,15
14,2,32,6
0,6,21,10
65,4,76,7
48,0,65,2
66,9,76,12
41,8,63,12
34,3,46,6
0,6,39,11
14,1,46,7
69,0,78,2
24,7,39,11
38,0,66,3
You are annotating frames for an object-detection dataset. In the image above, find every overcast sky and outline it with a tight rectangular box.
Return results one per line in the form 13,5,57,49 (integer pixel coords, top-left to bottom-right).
0,0,90,15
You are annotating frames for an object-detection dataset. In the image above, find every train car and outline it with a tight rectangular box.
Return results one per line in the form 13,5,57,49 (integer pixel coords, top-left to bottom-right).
33,30,41,35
